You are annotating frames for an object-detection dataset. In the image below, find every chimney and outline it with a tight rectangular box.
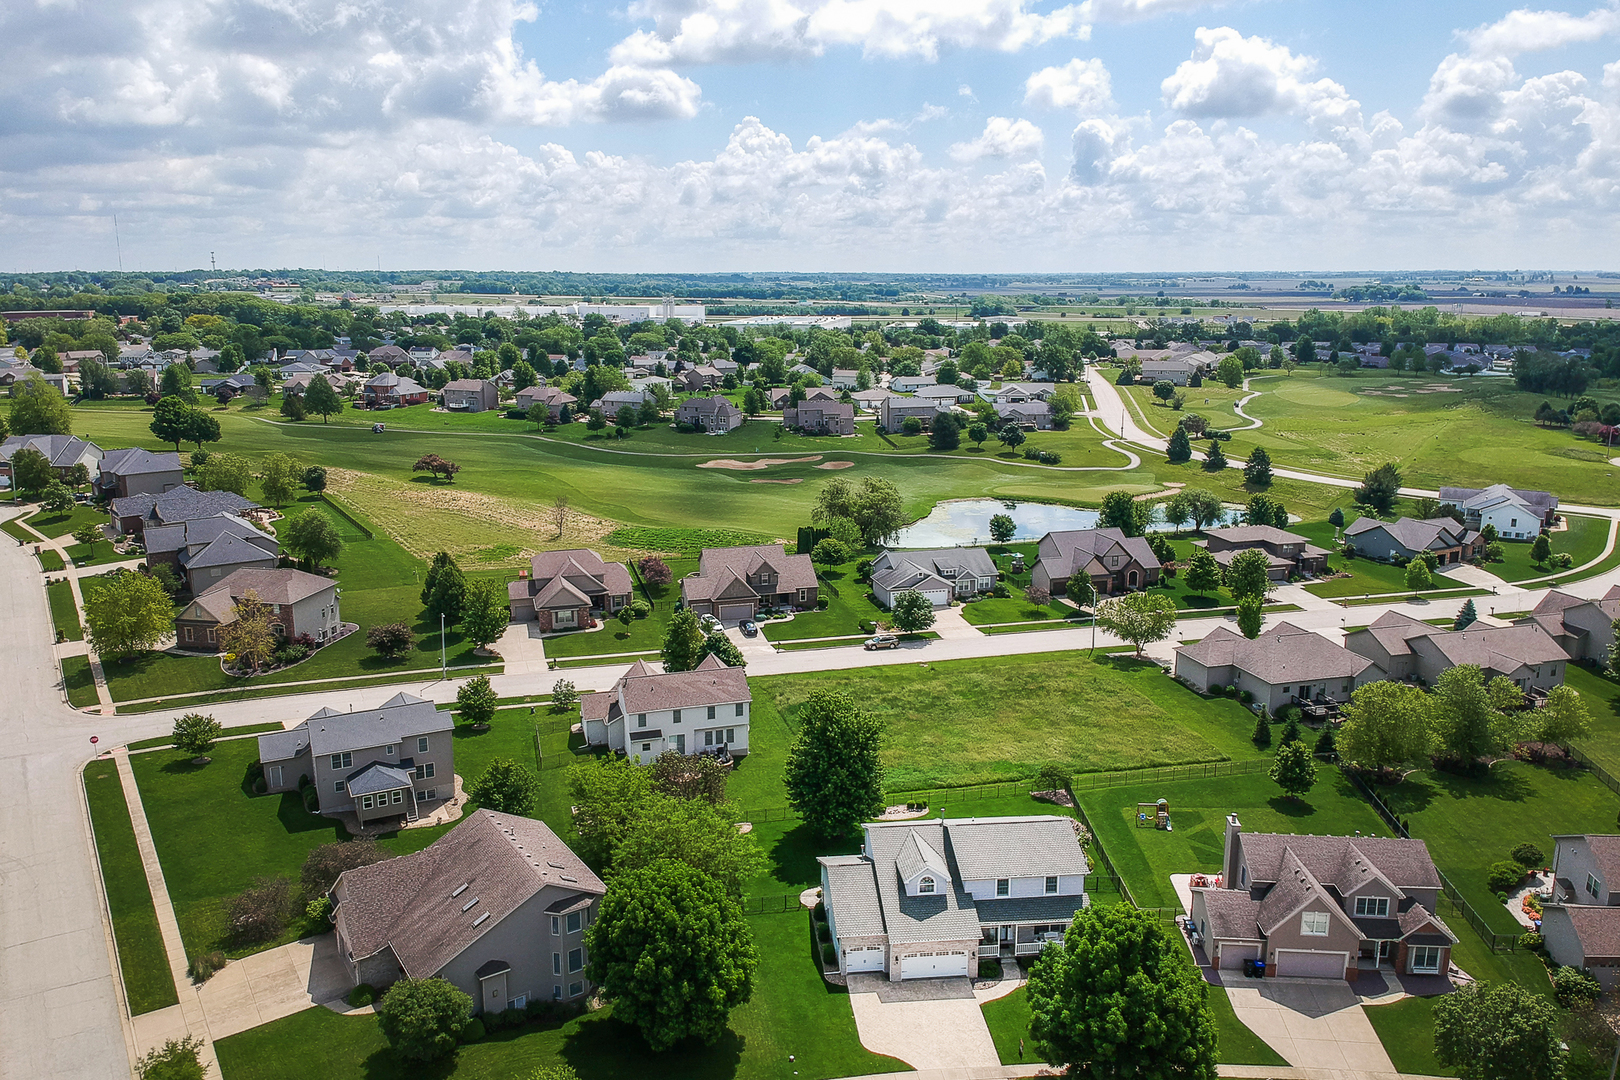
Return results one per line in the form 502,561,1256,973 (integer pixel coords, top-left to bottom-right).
1223,813,1242,890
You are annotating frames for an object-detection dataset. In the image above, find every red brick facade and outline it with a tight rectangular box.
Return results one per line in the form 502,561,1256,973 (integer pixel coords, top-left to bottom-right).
535,606,593,633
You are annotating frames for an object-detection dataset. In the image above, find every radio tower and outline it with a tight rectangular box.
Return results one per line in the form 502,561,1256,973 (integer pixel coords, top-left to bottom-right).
211,251,217,273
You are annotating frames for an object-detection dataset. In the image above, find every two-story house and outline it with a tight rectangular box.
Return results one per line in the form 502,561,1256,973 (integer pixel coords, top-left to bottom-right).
515,385,576,421
680,543,818,621
507,549,634,630
783,401,855,435
364,371,431,407
1344,516,1481,566
579,654,750,764
257,693,453,827
441,379,499,413
145,513,279,593
1345,611,1568,693
1198,525,1331,580
0,434,102,483
869,547,997,608
109,485,260,538
331,810,606,1009
1539,835,1620,988
878,397,948,432
818,816,1089,981
1030,527,1162,597
675,395,744,432
1188,815,1457,979
1525,587,1620,664
1438,484,1559,539
175,567,342,652
94,446,184,501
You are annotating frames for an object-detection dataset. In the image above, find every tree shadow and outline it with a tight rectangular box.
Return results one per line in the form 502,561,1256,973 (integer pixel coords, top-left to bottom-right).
278,792,346,837
559,1013,747,1080
1267,796,1318,818
766,822,845,890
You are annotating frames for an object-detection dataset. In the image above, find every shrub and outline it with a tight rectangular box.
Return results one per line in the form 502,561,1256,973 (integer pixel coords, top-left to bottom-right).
815,595,829,610
1252,713,1272,748
227,876,291,944
813,900,827,923
1486,860,1527,894
252,776,267,794
302,839,394,897
1038,762,1072,792
272,643,310,666
366,622,415,659
1511,842,1546,870
1277,704,1303,723
459,1017,486,1043
186,951,227,984
630,599,651,618
378,978,474,1061
978,959,1004,980
1553,966,1602,1008
1519,932,1544,952
348,983,376,1008
821,942,837,966
305,895,333,925
1238,690,1253,704
136,1035,207,1080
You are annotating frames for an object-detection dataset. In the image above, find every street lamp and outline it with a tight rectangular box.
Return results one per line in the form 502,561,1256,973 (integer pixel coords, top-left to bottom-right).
440,613,446,680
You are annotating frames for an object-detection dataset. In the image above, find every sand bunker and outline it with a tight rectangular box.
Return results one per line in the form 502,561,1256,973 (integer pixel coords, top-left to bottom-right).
697,456,822,471
750,478,803,484
815,461,855,470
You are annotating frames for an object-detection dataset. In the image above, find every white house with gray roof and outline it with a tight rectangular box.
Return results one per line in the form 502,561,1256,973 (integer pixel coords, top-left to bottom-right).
869,547,996,607
818,816,1088,981
1438,484,1558,539
258,693,453,827
579,653,750,764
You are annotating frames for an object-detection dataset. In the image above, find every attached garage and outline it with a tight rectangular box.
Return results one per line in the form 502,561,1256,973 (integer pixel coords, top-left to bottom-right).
1217,943,1262,970
844,945,885,973
1273,950,1348,979
898,950,971,980
718,603,755,622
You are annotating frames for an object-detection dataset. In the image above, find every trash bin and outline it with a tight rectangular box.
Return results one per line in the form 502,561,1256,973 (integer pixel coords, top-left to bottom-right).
1253,959,1266,978
1241,959,1256,977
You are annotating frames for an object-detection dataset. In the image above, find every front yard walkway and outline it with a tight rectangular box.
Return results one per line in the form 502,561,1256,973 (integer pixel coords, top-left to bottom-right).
846,974,1001,1070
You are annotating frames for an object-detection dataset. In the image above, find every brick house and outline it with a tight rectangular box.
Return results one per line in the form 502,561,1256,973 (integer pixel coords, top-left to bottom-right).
507,549,633,630
1031,528,1161,597
174,567,342,651
680,543,818,621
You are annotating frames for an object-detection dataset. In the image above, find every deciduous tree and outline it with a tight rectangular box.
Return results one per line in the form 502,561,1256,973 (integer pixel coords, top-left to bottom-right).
702,630,745,668
660,608,707,672
1095,592,1178,656
1337,681,1433,774
9,374,73,435
784,689,886,840
1184,549,1222,596
989,513,1016,543
456,674,498,727
636,555,673,587
614,795,764,895
1405,557,1434,591
377,978,472,1063
195,453,253,496
365,622,415,660
83,570,173,660
460,578,509,651
72,522,103,557
220,590,279,672
1433,980,1564,1080
172,713,222,763
890,589,936,633
1236,595,1264,639
1270,740,1317,799
468,759,540,815
39,479,74,514
1225,549,1274,603
1098,489,1149,536
159,364,197,403
281,508,343,569
258,453,300,508
303,374,342,422
1536,684,1592,747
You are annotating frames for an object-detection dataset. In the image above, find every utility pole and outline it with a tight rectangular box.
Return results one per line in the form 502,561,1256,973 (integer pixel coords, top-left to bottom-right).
440,613,447,680
113,215,123,273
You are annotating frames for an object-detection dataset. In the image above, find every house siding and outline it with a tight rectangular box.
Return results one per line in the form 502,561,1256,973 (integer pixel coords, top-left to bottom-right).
434,889,600,1010
311,734,454,816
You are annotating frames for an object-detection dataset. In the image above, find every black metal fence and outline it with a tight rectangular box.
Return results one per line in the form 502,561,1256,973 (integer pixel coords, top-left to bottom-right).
1568,744,1620,797
740,893,802,915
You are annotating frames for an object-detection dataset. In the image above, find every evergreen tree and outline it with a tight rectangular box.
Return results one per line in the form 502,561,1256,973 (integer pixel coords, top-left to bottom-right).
1252,713,1272,748
1454,598,1478,630
1203,439,1227,471
1166,426,1192,463
1242,446,1273,485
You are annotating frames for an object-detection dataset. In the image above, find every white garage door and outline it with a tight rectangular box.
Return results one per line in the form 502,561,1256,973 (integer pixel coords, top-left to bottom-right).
845,946,885,973
1274,950,1347,979
1218,943,1261,970
899,951,971,980
917,589,951,607
718,604,754,622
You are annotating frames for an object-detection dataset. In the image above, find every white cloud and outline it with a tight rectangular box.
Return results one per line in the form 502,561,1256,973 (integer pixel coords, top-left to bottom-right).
1160,26,1361,135
950,117,1045,161
1459,4,1620,57
1024,58,1116,115
1081,0,1234,19
959,84,979,100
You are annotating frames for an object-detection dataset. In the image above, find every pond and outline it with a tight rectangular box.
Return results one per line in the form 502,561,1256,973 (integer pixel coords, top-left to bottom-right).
891,498,1242,548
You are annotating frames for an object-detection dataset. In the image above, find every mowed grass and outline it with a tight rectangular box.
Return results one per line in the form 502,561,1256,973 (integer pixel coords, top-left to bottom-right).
62,654,98,708
1363,997,1456,1077
83,760,179,1015
47,578,82,640
1487,514,1610,582
1290,520,1467,598
757,652,1264,793
26,502,107,539
1564,665,1620,777
1076,767,1390,909
213,911,901,1080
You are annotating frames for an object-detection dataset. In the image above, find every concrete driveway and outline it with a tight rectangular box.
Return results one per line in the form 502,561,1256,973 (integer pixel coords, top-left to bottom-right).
1223,978,1396,1073
196,933,352,1040
846,974,1000,1071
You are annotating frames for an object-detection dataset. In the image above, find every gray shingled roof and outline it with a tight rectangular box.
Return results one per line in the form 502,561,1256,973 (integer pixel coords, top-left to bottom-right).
1035,527,1161,579
1546,904,1620,961
111,485,257,526
197,567,333,607
257,694,450,764
1177,623,1377,685
345,762,415,796
99,446,182,477
1196,887,1263,941
1345,516,1475,553
682,544,817,604
181,530,279,570
615,653,751,713
257,725,309,762
820,855,886,937
972,894,1088,923
866,821,983,945
872,547,994,580
946,816,1089,881
1240,832,1442,892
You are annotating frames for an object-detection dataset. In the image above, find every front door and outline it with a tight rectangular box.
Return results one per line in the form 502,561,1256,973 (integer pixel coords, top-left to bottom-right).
1378,940,1393,964
672,734,685,755
1000,925,1013,945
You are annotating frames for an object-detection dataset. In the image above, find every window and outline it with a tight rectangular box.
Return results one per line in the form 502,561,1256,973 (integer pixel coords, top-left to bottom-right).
1281,687,1291,695
996,879,1010,897
568,949,583,973
552,985,561,1000
551,916,560,935
673,709,681,724
553,953,561,974
918,876,936,895
1409,945,1442,973
385,744,395,756
184,627,193,642
569,981,583,999
207,628,215,642
1588,873,1602,899
725,729,735,742
1355,897,1390,917
636,714,646,728
735,703,745,716
1045,876,1059,895
704,731,714,746
706,706,716,720
360,795,373,809
330,752,352,770
566,911,582,934
1240,866,1248,886
415,763,435,780
334,781,345,793
1301,911,1330,936
417,737,429,753
641,743,651,753
391,790,403,804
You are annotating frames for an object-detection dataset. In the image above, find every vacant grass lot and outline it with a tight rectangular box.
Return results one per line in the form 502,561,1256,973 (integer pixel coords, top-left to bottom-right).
1077,767,1389,909
47,579,82,640
83,760,179,1015
761,561,888,642
212,911,901,1080
757,653,1262,793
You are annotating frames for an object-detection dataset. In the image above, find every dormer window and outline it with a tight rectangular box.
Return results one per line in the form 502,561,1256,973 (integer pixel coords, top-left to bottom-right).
1354,896,1390,917
918,876,936,895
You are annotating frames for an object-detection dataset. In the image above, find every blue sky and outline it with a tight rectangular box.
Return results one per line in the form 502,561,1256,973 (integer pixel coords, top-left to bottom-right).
1,0,1618,272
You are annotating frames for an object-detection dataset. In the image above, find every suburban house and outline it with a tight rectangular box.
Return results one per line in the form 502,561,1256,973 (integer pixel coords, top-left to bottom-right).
331,810,606,1008
890,375,935,393
982,383,1053,405
1197,526,1332,580
363,344,410,367
1189,815,1456,979
580,654,750,764
1174,623,1380,712
516,385,576,420
1542,835,1620,987
869,547,996,607
914,384,976,406
175,567,341,651
1525,587,1620,663
675,395,745,432
1345,611,1568,692
110,485,259,538
1140,353,1217,385
507,549,634,630
363,371,432,407
0,434,102,482
258,692,453,824
677,365,724,393
1344,516,1481,565
818,816,1089,981
145,513,279,593
783,401,855,435
442,379,499,413
830,368,861,390
995,400,1053,430
1031,528,1162,597
93,447,184,500
680,543,818,621
879,397,947,432
1438,484,1559,539
851,388,893,412
591,390,649,415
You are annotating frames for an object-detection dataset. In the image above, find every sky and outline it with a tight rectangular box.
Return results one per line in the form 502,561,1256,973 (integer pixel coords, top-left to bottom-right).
2,0,1619,274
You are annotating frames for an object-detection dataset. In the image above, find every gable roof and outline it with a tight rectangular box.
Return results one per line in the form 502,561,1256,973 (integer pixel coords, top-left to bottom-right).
1351,610,1568,671
609,653,751,714
1256,848,1360,936
1035,527,1161,578
1346,516,1476,552
1203,524,1312,547
200,567,335,607
1543,904,1620,961
110,485,257,526
182,529,279,570
682,544,817,603
1177,622,1377,686
945,816,1089,881
271,693,451,760
1438,484,1558,512
1,434,101,467
1553,834,1620,887
1239,832,1442,892
334,810,604,978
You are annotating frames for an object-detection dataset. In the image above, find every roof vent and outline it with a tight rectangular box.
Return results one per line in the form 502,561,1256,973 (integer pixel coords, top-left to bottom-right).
461,897,480,913
560,874,578,883
473,911,490,927
451,883,469,898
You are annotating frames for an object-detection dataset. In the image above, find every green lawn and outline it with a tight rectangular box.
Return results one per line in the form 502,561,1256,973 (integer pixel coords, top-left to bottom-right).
1076,767,1391,909
1208,986,1289,1067
539,614,672,659
760,561,889,642
755,652,1265,793
1375,760,1620,937
66,540,133,568
37,547,65,571
1363,997,1456,1077
62,654,98,708
213,911,901,1080
960,595,1078,625
83,760,179,1014
1565,665,1620,777
1289,522,1468,598
1487,514,1610,582
1,517,32,541
26,502,107,539
47,579,82,640
982,984,1034,1066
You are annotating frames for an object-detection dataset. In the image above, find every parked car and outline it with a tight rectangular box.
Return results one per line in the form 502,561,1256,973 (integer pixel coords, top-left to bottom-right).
740,620,757,637
864,634,899,650
700,613,720,629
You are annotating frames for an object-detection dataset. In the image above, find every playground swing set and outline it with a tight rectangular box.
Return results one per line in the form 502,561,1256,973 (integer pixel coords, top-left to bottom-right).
1137,798,1172,831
